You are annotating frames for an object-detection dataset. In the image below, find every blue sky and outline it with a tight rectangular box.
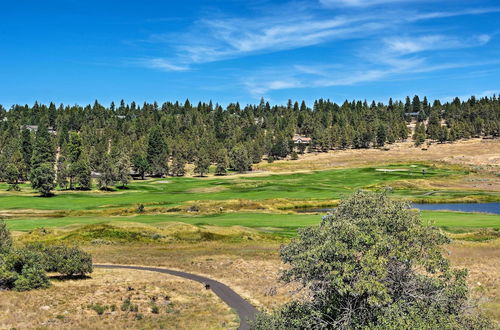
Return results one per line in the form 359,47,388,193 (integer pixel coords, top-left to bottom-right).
0,0,499,107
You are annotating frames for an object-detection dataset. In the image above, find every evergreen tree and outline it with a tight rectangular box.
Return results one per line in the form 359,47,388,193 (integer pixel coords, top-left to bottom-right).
30,163,55,197
215,148,229,176
147,126,168,177
5,163,21,191
31,121,54,168
21,128,32,177
132,154,149,180
97,154,116,190
171,154,186,177
230,144,251,173
376,123,387,147
72,153,92,190
194,149,211,177
115,152,131,188
56,156,69,190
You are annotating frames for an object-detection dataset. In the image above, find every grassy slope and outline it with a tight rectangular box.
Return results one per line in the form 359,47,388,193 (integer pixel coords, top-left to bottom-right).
7,211,500,235
0,164,497,212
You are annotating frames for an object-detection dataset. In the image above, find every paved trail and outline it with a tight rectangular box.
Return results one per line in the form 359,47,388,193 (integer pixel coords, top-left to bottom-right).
94,264,258,330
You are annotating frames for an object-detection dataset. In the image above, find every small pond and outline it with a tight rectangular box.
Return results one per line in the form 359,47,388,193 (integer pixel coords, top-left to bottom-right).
297,202,500,215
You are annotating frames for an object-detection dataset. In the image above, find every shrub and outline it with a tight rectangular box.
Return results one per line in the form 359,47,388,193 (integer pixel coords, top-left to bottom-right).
0,223,92,292
39,245,93,276
89,303,107,315
151,304,160,314
121,297,132,311
0,220,12,252
13,266,50,291
0,247,50,291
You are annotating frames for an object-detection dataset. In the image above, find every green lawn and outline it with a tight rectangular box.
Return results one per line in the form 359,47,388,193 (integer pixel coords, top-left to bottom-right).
1,164,495,212
6,210,500,236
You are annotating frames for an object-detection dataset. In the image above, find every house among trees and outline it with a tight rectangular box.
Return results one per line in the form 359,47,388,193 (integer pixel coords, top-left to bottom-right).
21,125,57,134
292,134,312,144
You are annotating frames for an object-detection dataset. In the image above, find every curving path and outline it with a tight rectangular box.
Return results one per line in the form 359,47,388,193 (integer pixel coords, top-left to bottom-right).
94,264,258,330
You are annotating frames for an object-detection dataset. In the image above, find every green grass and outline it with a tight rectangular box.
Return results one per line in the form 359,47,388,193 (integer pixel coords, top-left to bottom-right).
422,210,500,231
1,164,494,212
6,210,500,236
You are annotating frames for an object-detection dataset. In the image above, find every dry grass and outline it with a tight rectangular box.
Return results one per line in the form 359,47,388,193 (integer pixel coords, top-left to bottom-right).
0,268,238,329
446,239,500,321
85,237,500,321
254,139,500,173
84,241,292,311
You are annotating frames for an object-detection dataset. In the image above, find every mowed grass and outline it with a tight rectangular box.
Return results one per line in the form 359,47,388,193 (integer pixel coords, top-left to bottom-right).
1,164,495,212
6,210,500,236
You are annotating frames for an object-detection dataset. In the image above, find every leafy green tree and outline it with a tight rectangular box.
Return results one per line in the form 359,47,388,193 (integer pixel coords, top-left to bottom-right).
132,154,149,180
67,132,83,163
170,155,186,177
115,152,131,187
56,157,69,189
413,122,426,146
215,148,229,176
253,192,488,329
194,149,211,177
5,164,21,191
97,154,116,190
30,163,55,197
230,144,251,173
72,153,92,190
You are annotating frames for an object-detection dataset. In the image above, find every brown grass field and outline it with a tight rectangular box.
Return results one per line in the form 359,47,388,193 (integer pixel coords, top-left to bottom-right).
0,267,238,329
255,138,500,173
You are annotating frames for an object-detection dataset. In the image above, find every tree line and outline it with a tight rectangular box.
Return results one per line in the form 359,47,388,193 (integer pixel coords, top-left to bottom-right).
0,95,498,195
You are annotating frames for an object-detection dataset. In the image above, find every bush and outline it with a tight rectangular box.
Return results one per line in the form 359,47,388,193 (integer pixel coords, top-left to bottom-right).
89,303,107,315
0,223,92,292
151,304,160,314
39,245,93,276
13,266,50,291
0,220,12,252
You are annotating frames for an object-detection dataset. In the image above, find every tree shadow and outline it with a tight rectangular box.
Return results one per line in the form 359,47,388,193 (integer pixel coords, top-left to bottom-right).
49,274,92,281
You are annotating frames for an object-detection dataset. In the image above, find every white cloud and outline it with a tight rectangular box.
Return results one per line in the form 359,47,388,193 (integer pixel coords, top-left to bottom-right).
138,58,189,72
320,0,418,7
384,34,491,55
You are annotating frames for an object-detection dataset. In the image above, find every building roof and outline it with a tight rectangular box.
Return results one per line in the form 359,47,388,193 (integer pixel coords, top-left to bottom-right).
293,134,312,143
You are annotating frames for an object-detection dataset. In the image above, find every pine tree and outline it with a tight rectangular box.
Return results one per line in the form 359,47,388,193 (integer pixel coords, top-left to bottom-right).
31,120,54,168
115,152,131,188
147,126,168,177
215,148,229,176
171,155,186,177
194,149,211,177
30,163,55,196
21,128,32,177
230,144,251,173
97,154,116,190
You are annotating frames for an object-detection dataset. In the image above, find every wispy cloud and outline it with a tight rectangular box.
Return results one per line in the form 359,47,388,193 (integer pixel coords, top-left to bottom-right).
384,34,491,54
243,32,496,95
320,0,421,8
136,58,189,72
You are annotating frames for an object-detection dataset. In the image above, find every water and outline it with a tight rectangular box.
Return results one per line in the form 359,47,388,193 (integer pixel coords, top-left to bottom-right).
411,202,500,215
297,202,500,215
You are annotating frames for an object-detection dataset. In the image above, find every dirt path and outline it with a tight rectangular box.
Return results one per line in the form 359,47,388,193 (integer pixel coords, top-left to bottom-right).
94,264,258,330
